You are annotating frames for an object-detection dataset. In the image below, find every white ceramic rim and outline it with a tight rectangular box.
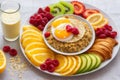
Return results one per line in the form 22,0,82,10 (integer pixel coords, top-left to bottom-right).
19,3,120,77
43,14,95,55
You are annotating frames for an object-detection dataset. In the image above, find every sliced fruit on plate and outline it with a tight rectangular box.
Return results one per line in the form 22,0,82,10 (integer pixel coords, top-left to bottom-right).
71,1,85,15
77,54,87,73
93,18,108,30
55,54,68,72
93,54,102,68
23,25,41,32
26,48,53,59
30,53,54,66
59,56,73,73
80,54,92,73
86,13,104,26
22,38,43,48
49,3,65,16
87,54,98,71
71,56,81,75
60,56,76,76
21,33,43,42
25,42,47,52
22,30,41,36
60,1,74,14
82,9,99,18
0,50,6,73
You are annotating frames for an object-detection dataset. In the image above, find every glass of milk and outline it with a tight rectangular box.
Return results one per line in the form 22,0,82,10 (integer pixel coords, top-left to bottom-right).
0,1,21,41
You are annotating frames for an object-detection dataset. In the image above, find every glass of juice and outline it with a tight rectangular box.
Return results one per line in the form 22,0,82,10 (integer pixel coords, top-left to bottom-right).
0,1,21,41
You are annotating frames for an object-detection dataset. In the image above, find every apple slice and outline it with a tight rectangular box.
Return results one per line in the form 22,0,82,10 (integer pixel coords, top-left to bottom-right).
77,54,87,73
80,54,92,73
93,54,102,68
87,53,97,71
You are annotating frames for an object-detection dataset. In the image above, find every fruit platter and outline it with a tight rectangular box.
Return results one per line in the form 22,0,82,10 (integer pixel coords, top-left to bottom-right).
20,1,119,76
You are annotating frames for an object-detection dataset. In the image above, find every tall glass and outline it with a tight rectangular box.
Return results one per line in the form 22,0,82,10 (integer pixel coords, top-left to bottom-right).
0,1,21,41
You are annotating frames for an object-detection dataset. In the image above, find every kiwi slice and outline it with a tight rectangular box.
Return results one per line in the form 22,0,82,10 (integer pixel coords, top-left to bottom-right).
60,1,74,14
49,3,65,16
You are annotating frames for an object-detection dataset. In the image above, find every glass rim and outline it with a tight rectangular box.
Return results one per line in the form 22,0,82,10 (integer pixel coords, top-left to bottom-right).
0,1,21,14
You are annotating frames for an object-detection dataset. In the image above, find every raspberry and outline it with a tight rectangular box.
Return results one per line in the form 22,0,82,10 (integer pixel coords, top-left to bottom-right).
104,24,112,31
44,32,50,38
98,34,107,38
40,64,48,70
110,31,117,38
71,27,79,35
44,6,50,12
66,25,73,32
40,13,46,18
104,30,111,36
37,25,44,31
95,30,101,36
40,20,46,26
9,49,17,56
43,17,48,23
45,12,54,20
47,64,55,72
45,58,52,65
38,8,44,13
52,59,59,67
3,46,11,52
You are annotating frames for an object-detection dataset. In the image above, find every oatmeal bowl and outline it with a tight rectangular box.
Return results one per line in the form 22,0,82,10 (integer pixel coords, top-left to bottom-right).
43,14,95,55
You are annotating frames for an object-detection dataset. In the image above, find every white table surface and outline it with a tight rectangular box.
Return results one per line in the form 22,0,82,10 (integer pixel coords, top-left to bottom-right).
0,0,120,80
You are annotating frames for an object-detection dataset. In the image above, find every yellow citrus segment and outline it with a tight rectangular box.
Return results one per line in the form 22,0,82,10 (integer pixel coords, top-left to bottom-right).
21,33,42,41
87,13,104,26
30,53,54,66
25,42,47,52
26,48,53,59
71,56,81,75
0,50,6,73
60,56,77,76
22,38,43,48
55,55,68,72
23,25,41,32
22,29,41,36
52,18,70,28
59,56,72,73
93,18,108,30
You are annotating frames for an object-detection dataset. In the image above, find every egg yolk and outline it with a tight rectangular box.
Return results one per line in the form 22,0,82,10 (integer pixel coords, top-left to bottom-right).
54,29,71,39
52,19,70,28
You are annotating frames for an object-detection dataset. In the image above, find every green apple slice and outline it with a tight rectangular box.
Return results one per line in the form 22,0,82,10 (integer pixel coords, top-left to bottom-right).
80,54,92,73
76,54,87,73
87,54,97,71
93,54,102,68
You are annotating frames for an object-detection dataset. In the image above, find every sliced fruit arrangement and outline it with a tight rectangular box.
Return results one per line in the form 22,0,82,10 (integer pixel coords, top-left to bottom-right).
49,1,74,16
88,38,118,61
0,50,6,73
21,25,55,66
23,1,119,76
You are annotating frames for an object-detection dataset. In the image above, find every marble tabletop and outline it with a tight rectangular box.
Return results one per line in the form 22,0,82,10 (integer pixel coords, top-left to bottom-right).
0,0,120,80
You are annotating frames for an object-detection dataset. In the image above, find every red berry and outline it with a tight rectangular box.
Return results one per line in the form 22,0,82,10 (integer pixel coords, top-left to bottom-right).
43,17,48,23
71,27,79,35
44,6,50,12
38,8,44,13
96,28,104,34
40,64,48,70
104,30,111,36
9,49,17,56
45,12,54,20
44,32,50,38
3,46,11,53
104,25,112,31
37,25,44,31
41,20,46,26
95,30,101,36
52,59,59,67
66,25,73,32
47,64,55,72
40,13,46,18
110,31,117,38
45,58,52,65
98,34,107,38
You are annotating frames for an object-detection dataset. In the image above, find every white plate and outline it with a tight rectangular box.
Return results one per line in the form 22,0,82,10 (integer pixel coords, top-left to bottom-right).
19,3,120,76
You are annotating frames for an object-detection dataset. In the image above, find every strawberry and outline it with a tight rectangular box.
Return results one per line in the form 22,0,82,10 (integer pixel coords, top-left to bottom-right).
71,1,86,15
82,9,99,18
